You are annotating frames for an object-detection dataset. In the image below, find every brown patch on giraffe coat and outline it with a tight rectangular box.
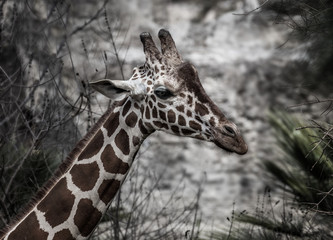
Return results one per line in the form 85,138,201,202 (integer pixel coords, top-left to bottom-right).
152,106,158,118
148,101,153,108
167,110,176,123
159,110,167,121
125,112,138,128
101,144,129,174
153,121,169,130
153,121,163,129
122,100,132,117
151,95,157,102
37,178,75,228
115,129,130,155
145,106,151,119
158,102,166,108
195,115,204,124
97,179,121,204
154,65,159,73
140,105,145,115
70,162,100,191
53,229,74,240
103,111,120,137
74,199,102,237
188,95,193,105
178,115,186,126
78,130,104,161
189,120,202,131
209,117,216,127
182,128,196,135
145,122,154,130
195,102,209,116
176,105,185,112
187,110,192,117
171,125,180,134
7,211,49,240
133,136,140,146
139,119,149,135
194,134,205,140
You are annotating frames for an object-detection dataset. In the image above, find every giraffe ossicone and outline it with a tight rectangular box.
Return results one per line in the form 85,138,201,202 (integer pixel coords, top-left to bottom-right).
0,29,247,240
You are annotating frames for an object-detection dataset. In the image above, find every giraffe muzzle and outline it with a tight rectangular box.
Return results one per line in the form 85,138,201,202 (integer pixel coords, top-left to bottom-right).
212,126,248,155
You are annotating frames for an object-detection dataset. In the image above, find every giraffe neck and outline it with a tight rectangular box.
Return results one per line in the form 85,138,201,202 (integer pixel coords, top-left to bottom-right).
2,97,151,240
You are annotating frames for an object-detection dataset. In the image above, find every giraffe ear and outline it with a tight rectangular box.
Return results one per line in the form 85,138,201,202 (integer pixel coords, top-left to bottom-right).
90,79,146,100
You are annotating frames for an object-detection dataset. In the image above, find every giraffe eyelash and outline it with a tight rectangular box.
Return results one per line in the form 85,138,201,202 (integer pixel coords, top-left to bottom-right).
154,86,174,100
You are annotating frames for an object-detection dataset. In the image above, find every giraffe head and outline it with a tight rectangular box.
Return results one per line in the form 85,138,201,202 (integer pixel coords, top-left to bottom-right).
92,29,247,155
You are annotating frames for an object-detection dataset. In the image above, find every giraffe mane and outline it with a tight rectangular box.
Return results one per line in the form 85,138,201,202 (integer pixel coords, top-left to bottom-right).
0,101,121,237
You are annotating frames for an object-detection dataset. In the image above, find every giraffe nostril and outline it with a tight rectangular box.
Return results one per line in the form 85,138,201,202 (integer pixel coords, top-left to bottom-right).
223,126,236,137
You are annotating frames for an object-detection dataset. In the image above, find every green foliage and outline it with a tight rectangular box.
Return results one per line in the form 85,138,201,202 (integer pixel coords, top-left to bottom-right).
205,111,333,240
266,111,333,213
0,143,58,226
205,193,315,240
262,0,333,95
264,0,333,36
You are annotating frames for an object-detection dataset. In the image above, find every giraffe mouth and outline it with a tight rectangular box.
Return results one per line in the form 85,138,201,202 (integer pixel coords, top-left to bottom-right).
213,139,248,155
212,129,248,155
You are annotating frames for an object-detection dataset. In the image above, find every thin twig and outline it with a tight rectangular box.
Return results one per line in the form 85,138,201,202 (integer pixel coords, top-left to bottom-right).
233,0,270,16
104,9,125,80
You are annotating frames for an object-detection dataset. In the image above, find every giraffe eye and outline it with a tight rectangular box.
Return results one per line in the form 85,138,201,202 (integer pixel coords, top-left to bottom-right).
154,86,174,100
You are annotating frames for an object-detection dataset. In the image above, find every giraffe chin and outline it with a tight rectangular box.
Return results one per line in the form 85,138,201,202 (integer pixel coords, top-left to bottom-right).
213,137,248,155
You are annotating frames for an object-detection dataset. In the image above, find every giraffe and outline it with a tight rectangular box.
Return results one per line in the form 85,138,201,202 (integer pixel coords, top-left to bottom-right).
0,29,247,240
